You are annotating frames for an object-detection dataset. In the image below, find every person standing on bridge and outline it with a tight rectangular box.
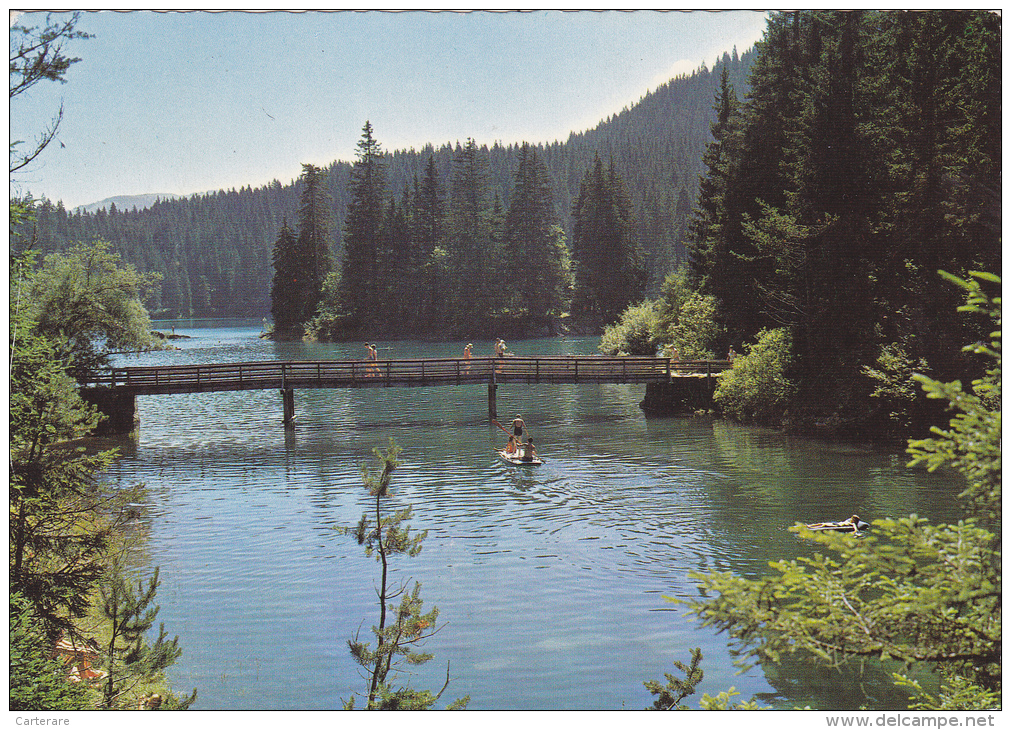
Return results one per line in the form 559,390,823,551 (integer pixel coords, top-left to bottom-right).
464,343,473,372
727,346,737,363
365,343,379,377
495,338,507,372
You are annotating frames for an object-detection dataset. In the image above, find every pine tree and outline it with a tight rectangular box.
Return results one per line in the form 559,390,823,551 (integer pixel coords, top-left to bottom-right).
415,154,443,264
294,163,333,327
571,154,642,324
340,441,469,710
99,566,196,709
269,218,300,332
504,143,571,328
377,191,414,328
690,10,1000,437
411,156,446,331
446,138,496,324
341,122,387,333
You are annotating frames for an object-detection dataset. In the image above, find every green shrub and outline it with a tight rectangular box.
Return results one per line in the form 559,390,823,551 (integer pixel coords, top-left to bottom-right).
713,327,795,423
10,593,92,711
670,291,720,360
599,300,661,355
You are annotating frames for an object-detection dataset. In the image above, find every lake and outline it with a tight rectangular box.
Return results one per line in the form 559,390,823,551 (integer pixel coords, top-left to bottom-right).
97,319,965,710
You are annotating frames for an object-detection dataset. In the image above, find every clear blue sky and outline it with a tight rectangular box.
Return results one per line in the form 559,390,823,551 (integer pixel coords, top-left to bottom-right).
10,10,770,210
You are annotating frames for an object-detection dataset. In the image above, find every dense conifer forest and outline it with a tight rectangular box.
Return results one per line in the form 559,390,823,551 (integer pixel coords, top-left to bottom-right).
687,10,1000,438
16,49,754,324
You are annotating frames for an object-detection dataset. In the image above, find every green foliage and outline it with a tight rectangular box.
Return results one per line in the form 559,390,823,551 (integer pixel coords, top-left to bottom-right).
10,240,158,631
341,441,469,710
669,292,720,360
341,122,388,334
686,516,999,683
9,593,92,711
295,163,335,323
270,164,335,335
698,687,762,711
653,267,722,359
713,327,795,423
269,219,302,333
907,272,1001,523
25,240,161,380
598,300,660,356
687,276,1002,708
862,338,931,435
644,648,765,710
894,673,1001,711
10,273,128,633
504,144,572,324
98,565,196,709
644,646,703,709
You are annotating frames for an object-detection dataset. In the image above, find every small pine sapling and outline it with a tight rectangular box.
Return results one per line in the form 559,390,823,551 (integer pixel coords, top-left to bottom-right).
340,439,469,710
98,565,196,709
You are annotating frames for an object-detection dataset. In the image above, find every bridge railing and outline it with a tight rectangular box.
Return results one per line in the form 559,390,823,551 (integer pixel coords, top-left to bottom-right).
81,356,732,392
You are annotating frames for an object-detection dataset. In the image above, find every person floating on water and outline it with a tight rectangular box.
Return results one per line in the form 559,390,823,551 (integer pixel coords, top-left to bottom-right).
505,434,518,455
521,437,537,462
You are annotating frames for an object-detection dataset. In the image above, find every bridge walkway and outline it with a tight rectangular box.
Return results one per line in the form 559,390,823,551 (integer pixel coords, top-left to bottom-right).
80,356,731,431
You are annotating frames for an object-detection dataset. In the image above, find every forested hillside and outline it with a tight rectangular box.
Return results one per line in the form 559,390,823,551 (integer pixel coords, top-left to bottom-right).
689,10,1000,438
17,49,754,320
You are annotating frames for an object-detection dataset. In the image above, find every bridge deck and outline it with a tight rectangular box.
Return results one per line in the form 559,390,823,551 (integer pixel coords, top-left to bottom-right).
82,356,730,396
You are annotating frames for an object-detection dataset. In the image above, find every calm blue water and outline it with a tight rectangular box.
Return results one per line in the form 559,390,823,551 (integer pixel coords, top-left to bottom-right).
97,319,965,710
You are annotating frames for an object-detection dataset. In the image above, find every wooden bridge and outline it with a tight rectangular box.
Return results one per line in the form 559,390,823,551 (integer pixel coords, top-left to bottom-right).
80,356,732,433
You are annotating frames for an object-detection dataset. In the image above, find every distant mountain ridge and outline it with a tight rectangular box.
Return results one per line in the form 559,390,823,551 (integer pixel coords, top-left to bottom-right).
75,193,184,215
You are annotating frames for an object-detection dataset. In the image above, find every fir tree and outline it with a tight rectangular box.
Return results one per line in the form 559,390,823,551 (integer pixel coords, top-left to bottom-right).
504,143,571,327
690,10,1000,437
571,154,642,324
293,163,333,327
446,138,496,325
341,122,387,333
269,218,300,332
415,154,443,264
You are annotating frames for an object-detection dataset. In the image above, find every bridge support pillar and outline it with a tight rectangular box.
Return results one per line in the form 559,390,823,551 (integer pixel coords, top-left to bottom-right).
281,388,295,427
81,389,138,435
640,377,717,416
488,378,497,421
